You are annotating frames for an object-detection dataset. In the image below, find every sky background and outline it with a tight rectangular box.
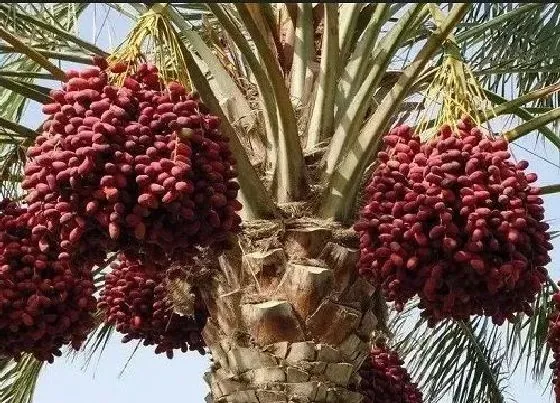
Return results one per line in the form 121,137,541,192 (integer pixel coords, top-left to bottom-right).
10,4,560,402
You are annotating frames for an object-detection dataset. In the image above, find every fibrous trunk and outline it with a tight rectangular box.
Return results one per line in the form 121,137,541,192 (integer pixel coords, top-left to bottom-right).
202,219,380,402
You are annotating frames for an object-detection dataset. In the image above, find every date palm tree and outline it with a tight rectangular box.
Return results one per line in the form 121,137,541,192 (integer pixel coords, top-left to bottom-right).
1,3,560,402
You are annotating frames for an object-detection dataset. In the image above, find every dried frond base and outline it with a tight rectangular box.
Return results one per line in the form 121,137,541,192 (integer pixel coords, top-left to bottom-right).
202,218,379,402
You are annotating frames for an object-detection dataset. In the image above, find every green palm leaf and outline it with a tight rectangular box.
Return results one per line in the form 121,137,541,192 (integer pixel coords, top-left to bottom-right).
459,3,560,106
506,279,556,384
394,310,510,403
0,356,42,403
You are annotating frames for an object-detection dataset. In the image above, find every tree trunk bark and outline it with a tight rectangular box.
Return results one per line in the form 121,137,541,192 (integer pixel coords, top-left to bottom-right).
202,219,380,402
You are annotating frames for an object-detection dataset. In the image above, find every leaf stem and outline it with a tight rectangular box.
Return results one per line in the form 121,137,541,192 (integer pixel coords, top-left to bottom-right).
320,3,470,221
235,3,307,202
0,116,36,138
502,107,560,142
0,27,66,81
456,321,505,403
206,3,279,170
324,4,424,181
541,184,560,195
175,34,278,219
306,3,339,148
289,3,314,107
0,44,94,64
0,76,51,103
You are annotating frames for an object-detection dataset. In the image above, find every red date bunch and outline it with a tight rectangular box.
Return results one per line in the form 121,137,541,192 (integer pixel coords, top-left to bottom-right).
98,254,207,358
354,116,551,325
22,61,241,266
0,200,96,362
547,286,560,402
357,342,423,403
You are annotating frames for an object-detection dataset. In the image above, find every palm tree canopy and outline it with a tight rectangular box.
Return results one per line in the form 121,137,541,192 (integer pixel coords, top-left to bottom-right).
0,3,560,403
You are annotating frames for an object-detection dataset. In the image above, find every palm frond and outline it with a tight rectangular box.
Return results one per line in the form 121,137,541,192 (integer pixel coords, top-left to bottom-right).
458,3,560,106
506,278,556,385
503,107,560,141
0,356,42,403
484,89,560,149
0,4,96,72
0,26,65,80
0,3,105,57
0,116,35,139
0,44,95,64
542,184,560,195
0,55,38,200
394,311,510,403
0,76,51,103
0,56,39,122
68,317,114,373
0,71,55,80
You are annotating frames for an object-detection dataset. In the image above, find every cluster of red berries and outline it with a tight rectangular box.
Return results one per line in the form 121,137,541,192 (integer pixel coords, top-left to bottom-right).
357,342,423,403
23,61,241,267
548,285,560,402
98,254,207,358
0,201,96,362
1,58,243,361
355,117,551,325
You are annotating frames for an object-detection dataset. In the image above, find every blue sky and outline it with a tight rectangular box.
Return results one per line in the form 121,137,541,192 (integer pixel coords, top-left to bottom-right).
14,4,560,402
34,336,210,402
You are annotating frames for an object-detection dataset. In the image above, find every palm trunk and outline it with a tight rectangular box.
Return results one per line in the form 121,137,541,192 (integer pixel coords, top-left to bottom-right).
202,219,379,402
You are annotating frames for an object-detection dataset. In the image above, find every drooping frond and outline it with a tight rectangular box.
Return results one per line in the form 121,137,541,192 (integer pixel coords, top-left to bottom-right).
459,3,560,106
394,309,511,403
506,278,556,384
0,356,42,403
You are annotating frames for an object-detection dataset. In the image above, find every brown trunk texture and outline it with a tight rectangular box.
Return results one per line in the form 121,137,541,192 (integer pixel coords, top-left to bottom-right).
202,219,380,402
